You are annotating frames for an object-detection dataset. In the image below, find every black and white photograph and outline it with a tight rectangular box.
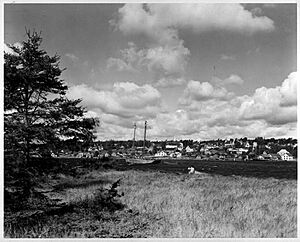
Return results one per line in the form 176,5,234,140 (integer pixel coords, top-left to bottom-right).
3,1,298,238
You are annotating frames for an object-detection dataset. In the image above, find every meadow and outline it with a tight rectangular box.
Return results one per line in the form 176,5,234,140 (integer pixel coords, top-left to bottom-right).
4,160,297,238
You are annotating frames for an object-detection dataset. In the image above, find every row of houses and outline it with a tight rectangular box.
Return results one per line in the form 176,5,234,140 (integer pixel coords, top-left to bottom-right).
59,138,296,161
153,148,294,161
150,140,295,161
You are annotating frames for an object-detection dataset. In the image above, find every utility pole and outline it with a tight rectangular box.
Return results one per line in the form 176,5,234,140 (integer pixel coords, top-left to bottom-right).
132,123,136,149
143,121,147,154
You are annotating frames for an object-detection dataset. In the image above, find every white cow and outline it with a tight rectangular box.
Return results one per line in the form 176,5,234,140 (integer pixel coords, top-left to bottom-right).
188,166,202,175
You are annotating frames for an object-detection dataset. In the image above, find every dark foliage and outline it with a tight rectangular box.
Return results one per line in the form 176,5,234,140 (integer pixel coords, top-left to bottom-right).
4,30,99,222
4,30,99,164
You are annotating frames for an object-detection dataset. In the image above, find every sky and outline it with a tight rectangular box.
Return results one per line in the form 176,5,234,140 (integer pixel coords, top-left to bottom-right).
4,3,297,141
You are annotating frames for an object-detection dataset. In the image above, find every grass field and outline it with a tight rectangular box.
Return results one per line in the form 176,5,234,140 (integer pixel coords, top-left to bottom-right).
4,165,297,238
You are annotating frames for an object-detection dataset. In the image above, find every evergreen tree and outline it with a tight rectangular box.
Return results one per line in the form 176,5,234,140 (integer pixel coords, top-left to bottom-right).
4,30,99,164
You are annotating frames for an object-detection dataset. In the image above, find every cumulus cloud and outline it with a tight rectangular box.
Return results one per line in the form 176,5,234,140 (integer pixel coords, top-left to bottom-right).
180,80,234,105
162,72,297,140
181,72,297,128
96,122,133,140
67,81,163,140
145,44,189,75
84,110,100,119
111,3,275,39
148,109,203,139
224,75,244,85
107,42,142,72
279,72,297,107
154,77,187,88
250,7,263,17
4,43,16,55
107,57,135,72
107,41,189,75
239,73,297,125
212,74,244,86
146,105,295,140
4,42,22,55
87,72,296,140
109,4,273,78
67,82,161,119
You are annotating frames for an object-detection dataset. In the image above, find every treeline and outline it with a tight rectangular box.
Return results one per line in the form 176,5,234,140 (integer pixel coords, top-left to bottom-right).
56,137,297,157
88,137,297,149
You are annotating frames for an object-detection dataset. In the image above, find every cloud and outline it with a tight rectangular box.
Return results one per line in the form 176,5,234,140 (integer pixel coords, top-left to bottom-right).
106,42,143,72
111,4,275,39
180,80,234,105
146,105,296,140
246,47,260,55
66,82,162,141
279,72,297,107
148,109,203,139
107,41,189,76
220,54,236,61
250,7,263,17
4,42,22,55
224,75,244,85
145,44,190,75
86,72,296,140
212,74,244,86
13,42,23,49
239,72,297,124
65,53,79,61
93,78,297,140
84,110,100,119
65,53,89,68
107,57,136,72
154,77,187,88
67,82,162,119
109,4,274,78
164,72,297,140
4,43,17,55
96,121,133,140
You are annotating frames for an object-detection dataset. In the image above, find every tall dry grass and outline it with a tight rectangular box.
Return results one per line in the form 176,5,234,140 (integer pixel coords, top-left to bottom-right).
59,169,297,237
5,169,297,238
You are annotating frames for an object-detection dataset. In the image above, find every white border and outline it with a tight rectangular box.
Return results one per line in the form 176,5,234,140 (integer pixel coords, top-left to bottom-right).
1,1,299,241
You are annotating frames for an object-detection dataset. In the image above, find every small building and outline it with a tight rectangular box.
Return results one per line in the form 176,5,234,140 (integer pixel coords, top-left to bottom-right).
257,155,264,160
185,146,194,153
155,151,168,157
277,149,294,161
165,144,178,150
244,141,251,148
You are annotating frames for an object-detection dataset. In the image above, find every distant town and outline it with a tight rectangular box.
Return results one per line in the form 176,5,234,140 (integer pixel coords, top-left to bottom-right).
55,137,297,162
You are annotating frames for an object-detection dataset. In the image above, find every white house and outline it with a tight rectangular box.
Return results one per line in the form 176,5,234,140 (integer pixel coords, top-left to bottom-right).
244,141,251,148
155,151,168,157
165,144,178,150
280,153,293,161
185,146,194,153
277,149,293,161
